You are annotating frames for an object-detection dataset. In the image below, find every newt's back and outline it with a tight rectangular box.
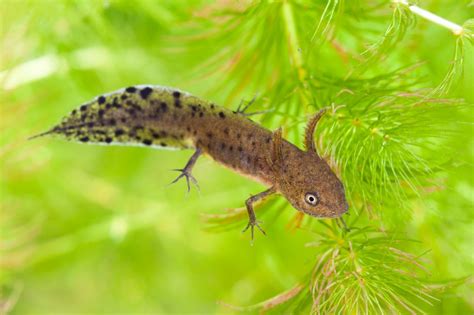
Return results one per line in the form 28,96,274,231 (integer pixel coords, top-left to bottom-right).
36,85,278,183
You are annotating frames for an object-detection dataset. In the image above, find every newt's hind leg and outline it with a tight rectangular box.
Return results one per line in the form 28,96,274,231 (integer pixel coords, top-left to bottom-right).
234,94,271,117
170,148,202,193
242,187,276,240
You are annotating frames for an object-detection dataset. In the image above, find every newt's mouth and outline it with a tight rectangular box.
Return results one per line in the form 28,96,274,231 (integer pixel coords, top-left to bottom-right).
299,200,349,219
302,210,343,219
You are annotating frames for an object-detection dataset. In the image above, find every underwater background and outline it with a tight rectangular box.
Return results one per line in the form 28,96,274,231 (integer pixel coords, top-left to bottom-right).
1,0,473,313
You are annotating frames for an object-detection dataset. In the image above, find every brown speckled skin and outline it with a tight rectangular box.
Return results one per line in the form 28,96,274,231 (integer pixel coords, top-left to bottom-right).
39,85,348,220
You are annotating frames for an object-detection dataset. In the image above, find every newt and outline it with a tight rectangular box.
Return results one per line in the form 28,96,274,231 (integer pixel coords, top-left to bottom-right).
31,85,349,238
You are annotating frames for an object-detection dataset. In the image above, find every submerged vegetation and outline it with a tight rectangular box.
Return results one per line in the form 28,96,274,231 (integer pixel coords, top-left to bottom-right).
1,0,473,314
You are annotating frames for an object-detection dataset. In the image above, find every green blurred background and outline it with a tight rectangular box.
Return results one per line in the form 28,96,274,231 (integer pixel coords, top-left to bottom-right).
1,0,472,314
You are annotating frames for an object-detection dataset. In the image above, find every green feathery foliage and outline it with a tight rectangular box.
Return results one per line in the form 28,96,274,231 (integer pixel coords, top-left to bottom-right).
1,0,472,314
238,219,437,314
359,2,415,71
433,19,473,95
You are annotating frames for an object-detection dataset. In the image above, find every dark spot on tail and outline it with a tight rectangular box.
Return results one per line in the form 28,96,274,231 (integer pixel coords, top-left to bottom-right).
143,139,152,146
98,96,106,104
80,136,89,142
121,94,128,100
160,142,167,147
140,87,153,99
160,102,168,112
173,91,182,108
219,112,225,119
126,86,137,93
80,105,87,111
105,137,113,143
115,129,124,136
133,125,144,132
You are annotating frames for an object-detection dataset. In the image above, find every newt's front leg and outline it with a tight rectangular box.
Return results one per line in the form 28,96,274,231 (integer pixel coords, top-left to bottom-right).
242,187,276,240
171,148,202,193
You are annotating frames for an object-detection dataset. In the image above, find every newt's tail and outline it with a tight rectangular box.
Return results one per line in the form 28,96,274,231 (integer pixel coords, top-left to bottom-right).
28,129,56,141
29,85,194,150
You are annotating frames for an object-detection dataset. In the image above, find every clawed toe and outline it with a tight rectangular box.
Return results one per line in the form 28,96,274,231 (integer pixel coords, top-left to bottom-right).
168,149,201,194
170,168,200,193
242,219,266,240
234,95,271,117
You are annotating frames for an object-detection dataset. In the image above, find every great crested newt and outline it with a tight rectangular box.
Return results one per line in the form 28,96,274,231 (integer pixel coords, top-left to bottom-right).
31,85,349,239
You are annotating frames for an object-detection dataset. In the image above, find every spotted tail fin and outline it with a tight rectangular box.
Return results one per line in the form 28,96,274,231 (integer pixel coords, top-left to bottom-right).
30,86,194,150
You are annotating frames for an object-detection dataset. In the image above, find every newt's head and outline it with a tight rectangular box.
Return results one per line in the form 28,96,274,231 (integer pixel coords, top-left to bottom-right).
278,150,348,218
274,109,348,218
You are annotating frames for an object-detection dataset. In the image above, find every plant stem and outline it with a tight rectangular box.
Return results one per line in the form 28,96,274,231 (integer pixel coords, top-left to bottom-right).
395,0,464,35
282,1,306,82
282,0,310,137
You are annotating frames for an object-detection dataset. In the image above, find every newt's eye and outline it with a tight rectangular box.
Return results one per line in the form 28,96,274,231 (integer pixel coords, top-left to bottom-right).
305,192,319,206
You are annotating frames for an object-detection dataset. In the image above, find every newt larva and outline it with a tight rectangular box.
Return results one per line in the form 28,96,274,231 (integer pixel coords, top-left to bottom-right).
31,85,349,238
